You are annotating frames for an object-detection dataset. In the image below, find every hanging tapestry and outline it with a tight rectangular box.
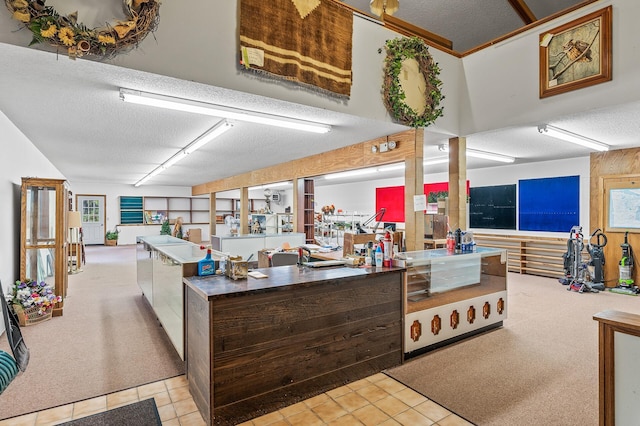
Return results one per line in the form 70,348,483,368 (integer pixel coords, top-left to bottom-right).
239,0,353,98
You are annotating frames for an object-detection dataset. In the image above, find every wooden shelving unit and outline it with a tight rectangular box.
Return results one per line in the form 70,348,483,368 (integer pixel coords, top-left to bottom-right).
473,233,572,278
297,179,315,244
214,198,259,223
118,196,210,225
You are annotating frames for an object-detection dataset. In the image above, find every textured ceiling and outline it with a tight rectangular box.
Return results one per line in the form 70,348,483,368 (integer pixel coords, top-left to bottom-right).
342,0,590,52
1,0,637,190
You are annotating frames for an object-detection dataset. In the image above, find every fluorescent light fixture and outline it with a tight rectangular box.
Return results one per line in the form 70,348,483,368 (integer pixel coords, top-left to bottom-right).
120,88,331,134
423,157,449,166
248,182,292,191
185,120,233,154
437,144,514,163
466,149,515,163
378,164,405,172
134,120,233,187
324,168,377,180
538,124,609,152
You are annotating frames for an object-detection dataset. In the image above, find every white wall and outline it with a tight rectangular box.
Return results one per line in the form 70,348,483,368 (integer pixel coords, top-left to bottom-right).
459,0,639,135
0,111,65,334
69,182,209,245
315,156,591,237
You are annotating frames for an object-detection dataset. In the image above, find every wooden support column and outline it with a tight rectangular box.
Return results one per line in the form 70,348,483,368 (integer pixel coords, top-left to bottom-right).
404,128,424,252
209,193,217,237
240,187,249,235
448,137,467,231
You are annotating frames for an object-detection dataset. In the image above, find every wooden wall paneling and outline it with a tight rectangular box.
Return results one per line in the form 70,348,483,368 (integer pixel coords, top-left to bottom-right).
591,148,640,288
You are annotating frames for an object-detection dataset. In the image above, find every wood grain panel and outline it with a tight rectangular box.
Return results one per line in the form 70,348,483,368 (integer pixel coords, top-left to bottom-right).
185,286,214,425
590,148,640,287
185,269,404,425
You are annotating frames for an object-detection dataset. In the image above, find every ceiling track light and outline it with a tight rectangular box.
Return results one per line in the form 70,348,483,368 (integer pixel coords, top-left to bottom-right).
437,144,514,163
134,120,233,187
119,88,331,134
538,124,609,152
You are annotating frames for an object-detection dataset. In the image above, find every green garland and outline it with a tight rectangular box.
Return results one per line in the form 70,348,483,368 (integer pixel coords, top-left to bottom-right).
382,37,444,128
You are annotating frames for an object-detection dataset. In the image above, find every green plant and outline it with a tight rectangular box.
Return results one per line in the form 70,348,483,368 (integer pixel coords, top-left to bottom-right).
382,37,445,128
427,191,449,204
105,228,119,240
160,220,171,235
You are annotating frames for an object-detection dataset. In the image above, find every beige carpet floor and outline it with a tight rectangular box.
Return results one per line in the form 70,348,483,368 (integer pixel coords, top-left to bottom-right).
386,273,640,426
0,245,184,420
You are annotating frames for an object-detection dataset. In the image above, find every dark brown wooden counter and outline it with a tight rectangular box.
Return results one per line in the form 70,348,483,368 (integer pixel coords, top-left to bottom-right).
183,265,405,426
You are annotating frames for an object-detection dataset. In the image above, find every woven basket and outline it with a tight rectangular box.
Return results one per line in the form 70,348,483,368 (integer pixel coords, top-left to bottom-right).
13,304,53,327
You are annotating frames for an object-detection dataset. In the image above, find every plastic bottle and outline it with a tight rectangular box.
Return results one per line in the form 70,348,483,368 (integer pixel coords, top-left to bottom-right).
446,231,455,252
198,246,215,276
383,231,392,267
219,255,227,276
454,228,462,254
375,245,383,267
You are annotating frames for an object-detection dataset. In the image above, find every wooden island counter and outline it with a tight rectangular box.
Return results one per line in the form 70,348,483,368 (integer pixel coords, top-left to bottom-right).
183,265,405,426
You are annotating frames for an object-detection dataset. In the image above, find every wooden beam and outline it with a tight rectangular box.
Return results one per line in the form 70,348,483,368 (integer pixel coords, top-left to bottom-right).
383,14,454,51
507,0,536,24
192,130,419,195
404,128,424,252
448,137,467,231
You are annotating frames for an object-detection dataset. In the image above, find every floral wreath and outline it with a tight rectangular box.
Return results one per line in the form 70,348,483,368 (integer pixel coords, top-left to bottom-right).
5,0,160,59
382,37,444,128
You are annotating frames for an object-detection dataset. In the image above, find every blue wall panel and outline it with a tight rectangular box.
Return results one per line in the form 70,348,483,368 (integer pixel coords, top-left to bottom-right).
519,175,579,232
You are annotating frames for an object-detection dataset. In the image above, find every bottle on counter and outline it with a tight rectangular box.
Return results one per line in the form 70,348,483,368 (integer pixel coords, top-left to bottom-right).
454,228,462,254
383,231,392,267
375,244,383,267
446,230,455,252
219,255,227,276
198,246,216,276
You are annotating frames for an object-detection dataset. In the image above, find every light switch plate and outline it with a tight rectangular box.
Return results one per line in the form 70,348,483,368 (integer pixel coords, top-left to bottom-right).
380,142,388,152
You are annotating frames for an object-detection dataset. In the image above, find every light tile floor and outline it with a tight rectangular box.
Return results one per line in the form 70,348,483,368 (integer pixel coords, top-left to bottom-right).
0,373,473,426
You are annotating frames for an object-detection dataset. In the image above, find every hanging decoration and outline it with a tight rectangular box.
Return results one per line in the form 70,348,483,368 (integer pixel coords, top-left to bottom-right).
382,36,444,128
239,0,353,98
370,0,399,17
4,0,160,59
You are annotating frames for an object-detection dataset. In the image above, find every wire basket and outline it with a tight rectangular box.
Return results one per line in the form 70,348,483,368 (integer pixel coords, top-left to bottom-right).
13,304,53,327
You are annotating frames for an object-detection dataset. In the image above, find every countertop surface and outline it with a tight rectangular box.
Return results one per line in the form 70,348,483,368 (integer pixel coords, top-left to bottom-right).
183,265,404,300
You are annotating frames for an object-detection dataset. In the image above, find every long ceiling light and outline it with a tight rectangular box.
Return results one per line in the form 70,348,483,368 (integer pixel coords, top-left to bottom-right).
120,88,331,134
324,168,378,180
134,120,233,187
538,124,609,152
466,149,515,163
438,144,515,163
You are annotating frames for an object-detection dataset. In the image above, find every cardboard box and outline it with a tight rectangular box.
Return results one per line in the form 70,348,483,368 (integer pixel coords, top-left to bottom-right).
187,228,202,243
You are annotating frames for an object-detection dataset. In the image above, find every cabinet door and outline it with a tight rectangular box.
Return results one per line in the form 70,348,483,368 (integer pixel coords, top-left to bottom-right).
21,178,69,316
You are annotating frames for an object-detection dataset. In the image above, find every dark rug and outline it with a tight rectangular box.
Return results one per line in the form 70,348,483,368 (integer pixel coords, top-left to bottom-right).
59,398,161,426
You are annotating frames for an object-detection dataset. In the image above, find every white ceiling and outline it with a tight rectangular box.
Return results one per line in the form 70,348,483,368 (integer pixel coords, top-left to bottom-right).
1,0,638,190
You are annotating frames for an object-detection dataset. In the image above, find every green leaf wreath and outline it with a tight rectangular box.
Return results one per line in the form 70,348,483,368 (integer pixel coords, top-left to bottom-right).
382,37,444,128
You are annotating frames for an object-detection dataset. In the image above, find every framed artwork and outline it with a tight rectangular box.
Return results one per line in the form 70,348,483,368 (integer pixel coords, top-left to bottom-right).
539,6,612,98
604,178,640,233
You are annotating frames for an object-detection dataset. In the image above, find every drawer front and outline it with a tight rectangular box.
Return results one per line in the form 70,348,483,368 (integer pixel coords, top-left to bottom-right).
404,290,507,353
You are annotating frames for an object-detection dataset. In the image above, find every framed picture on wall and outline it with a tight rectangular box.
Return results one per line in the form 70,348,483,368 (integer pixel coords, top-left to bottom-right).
539,6,612,98
605,182,640,232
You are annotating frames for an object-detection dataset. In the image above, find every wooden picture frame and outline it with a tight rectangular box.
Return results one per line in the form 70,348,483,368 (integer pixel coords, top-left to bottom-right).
539,6,612,98
604,179,640,234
